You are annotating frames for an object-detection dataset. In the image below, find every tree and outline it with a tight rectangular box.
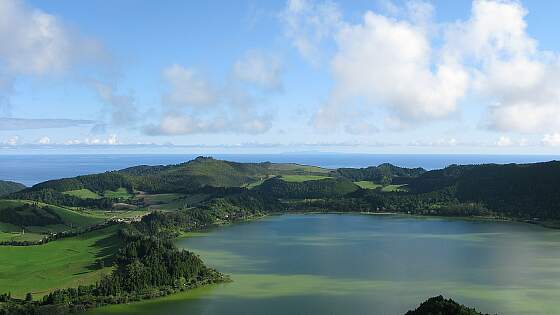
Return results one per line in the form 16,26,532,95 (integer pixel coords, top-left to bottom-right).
25,292,32,302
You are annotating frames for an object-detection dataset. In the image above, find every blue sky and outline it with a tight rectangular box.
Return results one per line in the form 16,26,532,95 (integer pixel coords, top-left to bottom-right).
2,0,560,154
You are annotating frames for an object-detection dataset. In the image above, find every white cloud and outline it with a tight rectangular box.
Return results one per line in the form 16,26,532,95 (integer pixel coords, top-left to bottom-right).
3,136,19,146
64,134,120,145
409,137,459,147
106,134,118,145
233,51,282,90
0,0,105,76
144,64,272,135
496,136,514,147
328,11,468,123
0,0,111,129
162,64,217,108
284,0,560,135
445,0,560,134
145,113,269,136
37,136,50,145
542,133,560,147
281,0,342,64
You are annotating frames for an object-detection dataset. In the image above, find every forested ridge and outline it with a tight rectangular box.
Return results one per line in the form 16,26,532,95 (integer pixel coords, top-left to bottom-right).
8,157,560,221
0,181,25,197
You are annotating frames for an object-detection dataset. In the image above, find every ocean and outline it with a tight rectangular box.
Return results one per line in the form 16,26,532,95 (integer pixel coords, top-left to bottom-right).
1,153,559,187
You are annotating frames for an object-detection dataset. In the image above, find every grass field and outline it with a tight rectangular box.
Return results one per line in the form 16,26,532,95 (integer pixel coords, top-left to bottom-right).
269,163,331,174
354,181,383,189
137,193,196,211
63,189,101,199
280,175,332,182
381,184,407,192
0,200,105,242
0,225,121,298
0,221,45,242
353,181,407,192
104,187,132,199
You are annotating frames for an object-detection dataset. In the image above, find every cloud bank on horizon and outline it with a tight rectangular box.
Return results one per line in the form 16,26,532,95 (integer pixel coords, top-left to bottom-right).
1,0,560,152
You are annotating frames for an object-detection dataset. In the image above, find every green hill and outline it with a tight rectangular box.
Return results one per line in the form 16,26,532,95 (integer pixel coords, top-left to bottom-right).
404,161,560,219
8,157,560,221
0,180,25,197
0,200,104,242
14,157,333,199
121,156,333,193
335,163,426,184
0,225,120,298
255,177,360,199
405,295,488,315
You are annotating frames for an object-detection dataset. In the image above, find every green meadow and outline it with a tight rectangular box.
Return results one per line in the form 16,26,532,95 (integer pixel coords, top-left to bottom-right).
104,188,132,199
353,181,407,192
280,175,332,182
63,189,101,199
0,225,121,298
0,200,104,230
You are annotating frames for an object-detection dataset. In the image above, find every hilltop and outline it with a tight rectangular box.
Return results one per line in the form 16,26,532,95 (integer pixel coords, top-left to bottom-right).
0,180,25,197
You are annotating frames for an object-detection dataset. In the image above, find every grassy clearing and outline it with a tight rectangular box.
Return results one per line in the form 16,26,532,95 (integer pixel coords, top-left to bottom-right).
354,181,383,189
84,209,150,220
63,189,101,199
381,184,407,192
280,175,332,182
0,225,121,298
353,181,407,192
0,221,45,242
269,163,331,174
104,187,132,199
0,200,104,236
244,176,275,189
135,193,208,211
63,187,132,200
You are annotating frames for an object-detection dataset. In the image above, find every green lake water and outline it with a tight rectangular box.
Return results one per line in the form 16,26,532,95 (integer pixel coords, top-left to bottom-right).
91,214,560,314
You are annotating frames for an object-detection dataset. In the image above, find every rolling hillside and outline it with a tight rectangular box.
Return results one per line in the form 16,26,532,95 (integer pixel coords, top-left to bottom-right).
0,180,25,197
0,200,105,242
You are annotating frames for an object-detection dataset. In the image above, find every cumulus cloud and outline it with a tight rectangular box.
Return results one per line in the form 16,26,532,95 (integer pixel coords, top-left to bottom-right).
496,136,514,147
37,136,51,145
0,0,105,76
328,10,468,122
284,0,560,137
0,0,118,134
233,51,282,90
144,113,269,136
280,0,342,64
1,136,19,146
409,137,459,147
64,134,120,145
0,117,96,130
144,63,273,136
445,0,560,134
542,133,560,147
162,65,218,108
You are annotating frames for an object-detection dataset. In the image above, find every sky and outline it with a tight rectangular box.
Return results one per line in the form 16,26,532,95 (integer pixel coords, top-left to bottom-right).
1,0,560,154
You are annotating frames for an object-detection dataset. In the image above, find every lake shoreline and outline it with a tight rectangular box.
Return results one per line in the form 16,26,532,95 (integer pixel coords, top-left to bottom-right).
94,213,560,315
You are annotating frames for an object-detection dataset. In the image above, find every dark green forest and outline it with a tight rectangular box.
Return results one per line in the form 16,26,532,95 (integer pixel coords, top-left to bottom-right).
405,296,488,315
0,181,25,197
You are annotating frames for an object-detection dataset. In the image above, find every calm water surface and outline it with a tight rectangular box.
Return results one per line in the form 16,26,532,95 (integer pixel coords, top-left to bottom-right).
91,214,560,315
